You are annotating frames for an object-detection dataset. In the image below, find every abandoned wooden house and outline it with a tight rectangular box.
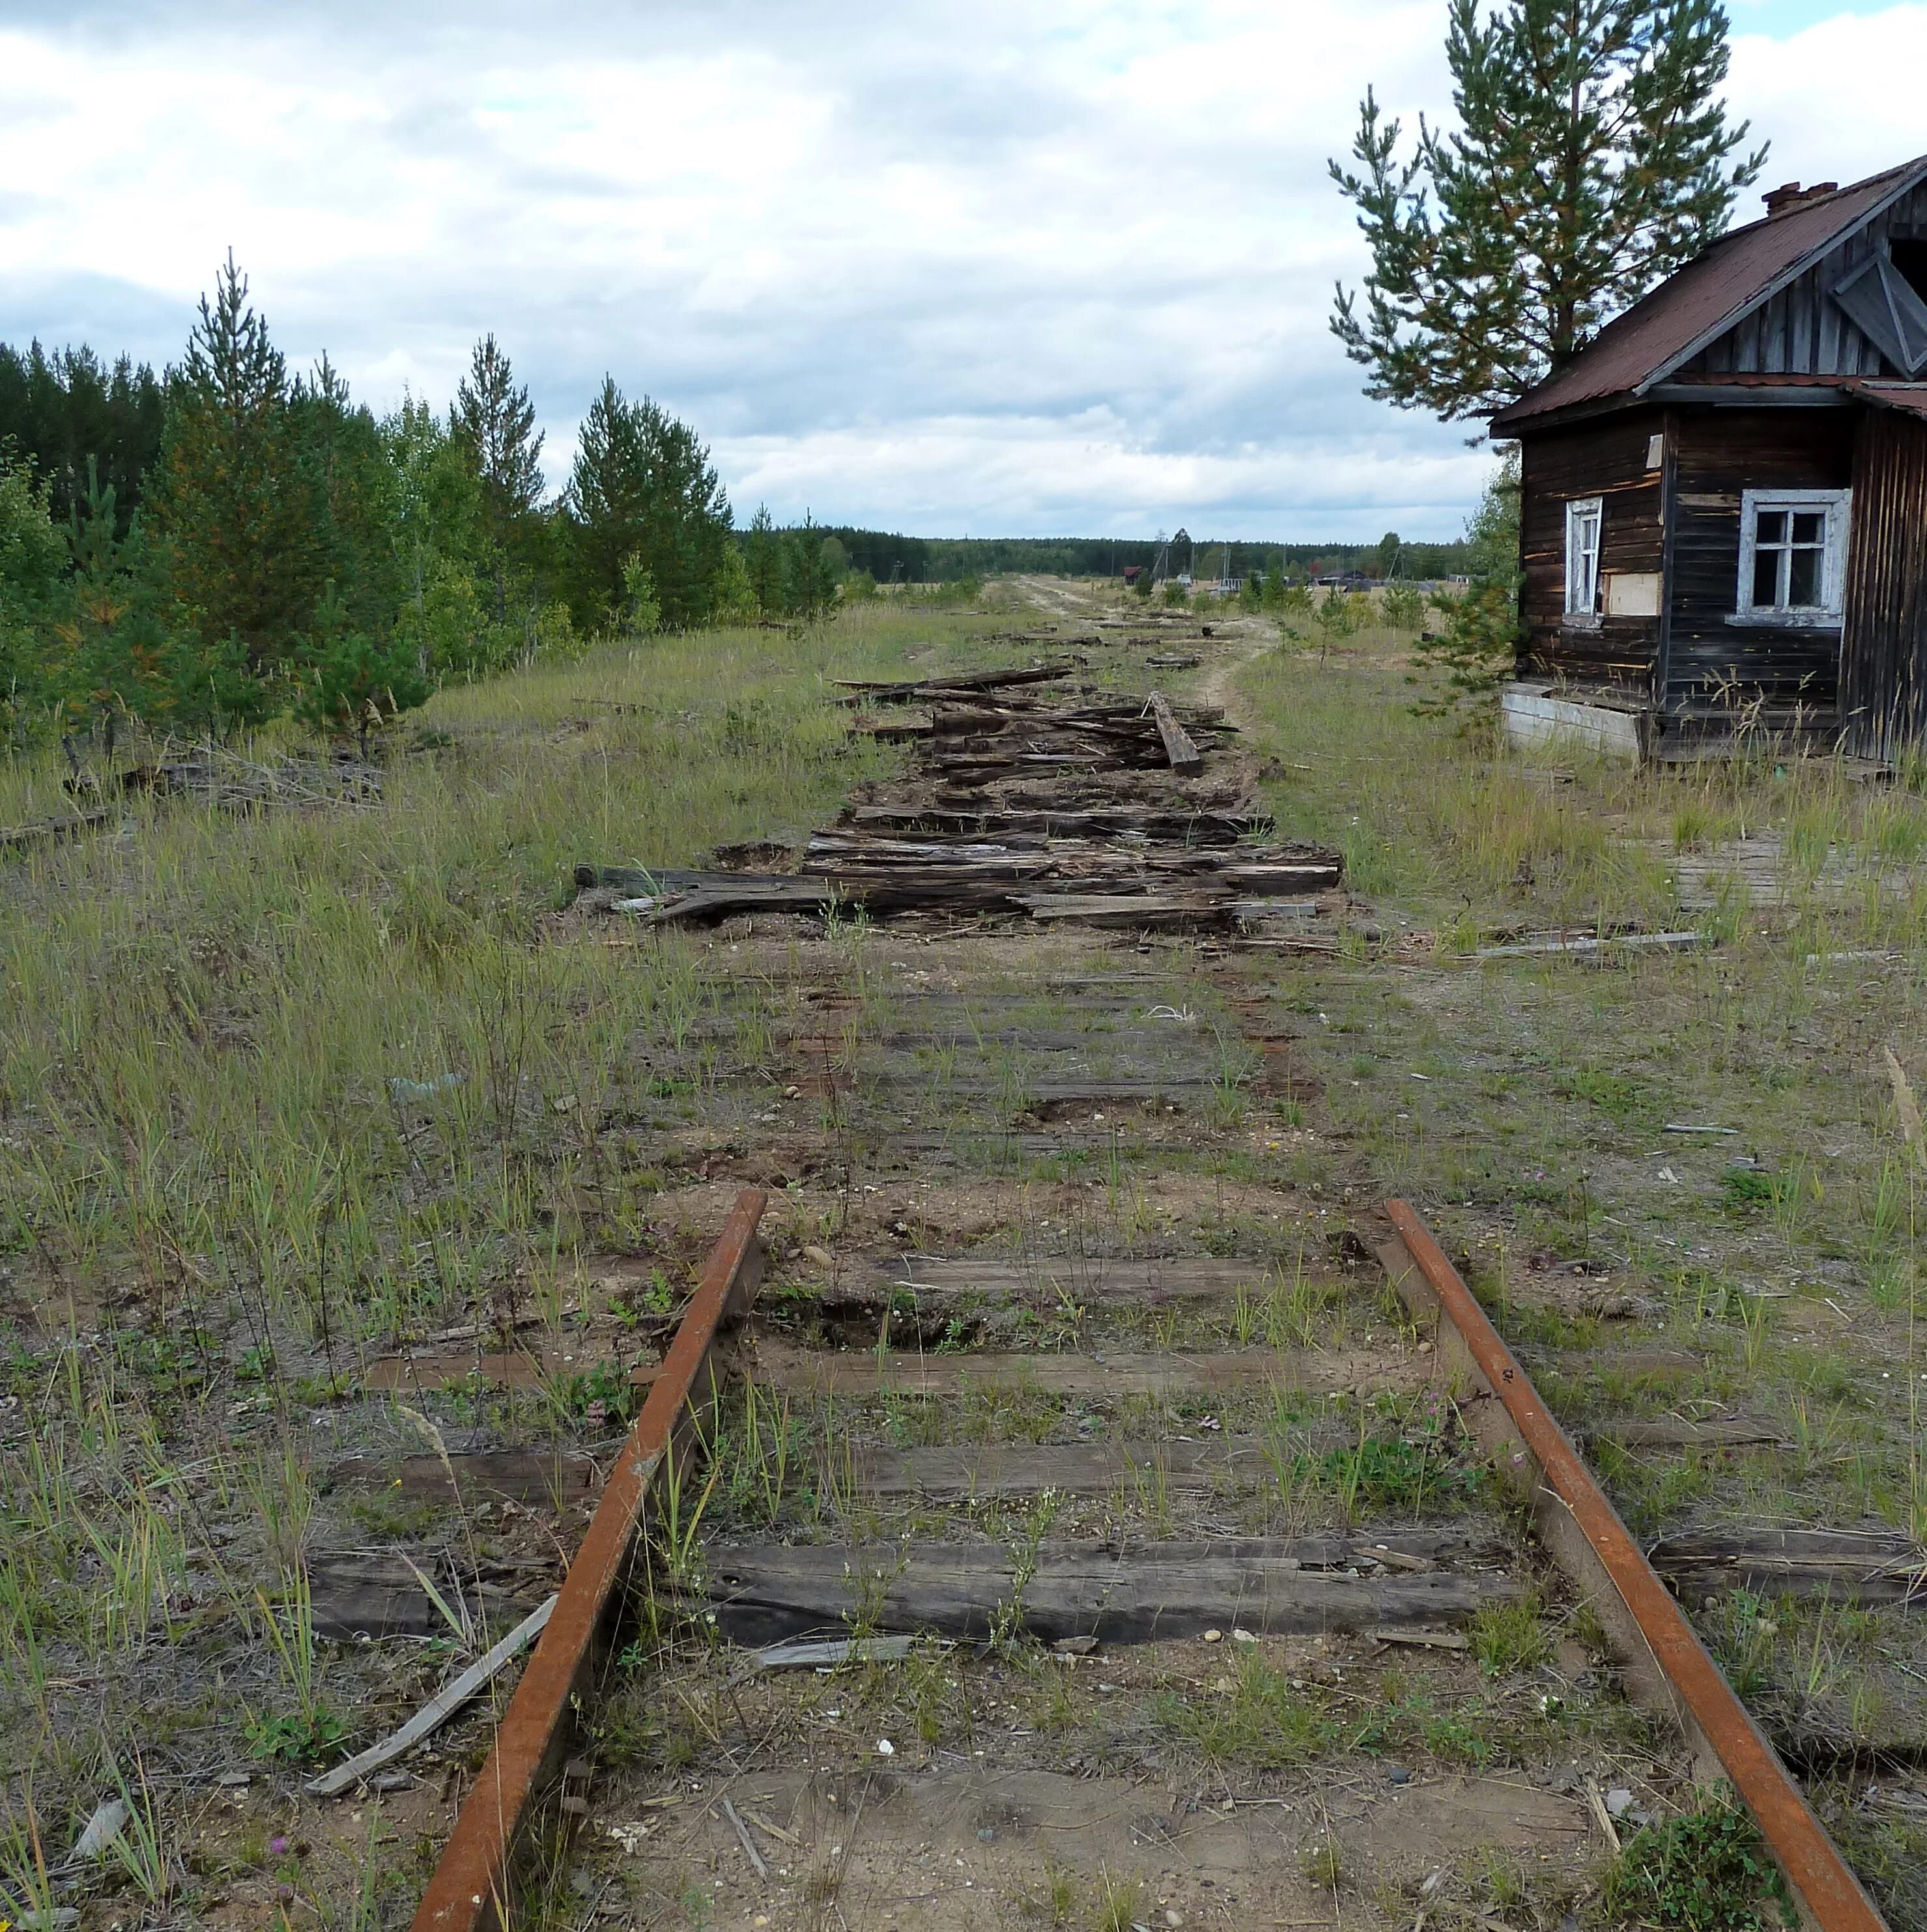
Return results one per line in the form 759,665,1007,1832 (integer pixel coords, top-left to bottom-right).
1492,154,1927,761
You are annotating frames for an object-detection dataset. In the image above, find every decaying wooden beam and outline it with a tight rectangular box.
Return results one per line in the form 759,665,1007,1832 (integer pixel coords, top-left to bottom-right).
833,662,1076,699
704,1534,1518,1646
1648,1527,1927,1606
1147,690,1203,774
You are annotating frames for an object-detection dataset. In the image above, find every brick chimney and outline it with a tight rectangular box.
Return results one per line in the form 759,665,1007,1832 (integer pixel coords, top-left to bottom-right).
1763,180,1839,216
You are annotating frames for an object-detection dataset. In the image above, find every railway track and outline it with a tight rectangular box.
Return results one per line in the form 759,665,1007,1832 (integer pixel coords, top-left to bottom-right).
393,642,1885,1931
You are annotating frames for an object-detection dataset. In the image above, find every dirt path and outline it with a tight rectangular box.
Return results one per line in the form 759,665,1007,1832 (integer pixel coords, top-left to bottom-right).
1008,570,1273,726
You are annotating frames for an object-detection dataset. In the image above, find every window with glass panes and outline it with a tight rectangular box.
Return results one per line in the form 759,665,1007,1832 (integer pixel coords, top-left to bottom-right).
1564,497,1603,617
1737,490,1849,619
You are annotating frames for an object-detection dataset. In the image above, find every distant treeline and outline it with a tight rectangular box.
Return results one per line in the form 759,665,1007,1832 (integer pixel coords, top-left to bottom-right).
821,530,1476,583
0,262,851,746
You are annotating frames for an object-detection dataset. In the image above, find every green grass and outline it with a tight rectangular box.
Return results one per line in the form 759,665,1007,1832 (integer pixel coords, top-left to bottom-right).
7,586,1921,1927
0,597,1037,1920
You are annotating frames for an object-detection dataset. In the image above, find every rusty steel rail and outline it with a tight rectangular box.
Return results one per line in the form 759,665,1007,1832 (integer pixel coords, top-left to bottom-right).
412,1187,769,1932
1380,1198,1886,1932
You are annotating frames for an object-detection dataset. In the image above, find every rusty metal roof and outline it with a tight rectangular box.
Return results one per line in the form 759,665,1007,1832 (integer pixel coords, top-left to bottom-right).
1491,156,1927,431
1854,382,1927,421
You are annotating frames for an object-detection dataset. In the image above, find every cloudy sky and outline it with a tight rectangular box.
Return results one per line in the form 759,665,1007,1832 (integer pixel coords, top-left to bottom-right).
1,1,1922,540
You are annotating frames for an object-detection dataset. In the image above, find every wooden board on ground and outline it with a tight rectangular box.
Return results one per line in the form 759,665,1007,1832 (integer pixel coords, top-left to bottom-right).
328,1450,601,1506
743,1335,1428,1399
875,1255,1292,1304
1648,1527,1927,1605
365,1346,638,1391
1148,690,1204,774
704,1533,1518,1645
1585,1415,1789,1451
855,1436,1266,1497
307,1552,549,1639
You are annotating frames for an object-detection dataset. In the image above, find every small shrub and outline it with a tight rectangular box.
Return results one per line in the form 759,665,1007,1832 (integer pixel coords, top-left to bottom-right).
1721,1167,1775,1210
1156,1652,1339,1767
246,1705,349,1764
1092,1869,1145,1932
1603,1798,1795,1931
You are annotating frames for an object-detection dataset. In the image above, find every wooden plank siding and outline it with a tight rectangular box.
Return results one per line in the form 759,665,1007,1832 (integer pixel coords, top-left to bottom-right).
1518,406,1667,689
1679,180,1927,378
1841,409,1927,758
1662,408,1857,716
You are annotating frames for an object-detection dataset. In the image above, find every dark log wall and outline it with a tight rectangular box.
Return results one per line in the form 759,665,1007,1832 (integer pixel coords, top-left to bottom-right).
1678,182,1927,378
1841,410,1927,758
1518,406,1666,689
1661,407,1857,716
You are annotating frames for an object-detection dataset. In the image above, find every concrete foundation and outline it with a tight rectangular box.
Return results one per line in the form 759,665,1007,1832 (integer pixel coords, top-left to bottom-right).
1501,682,1648,761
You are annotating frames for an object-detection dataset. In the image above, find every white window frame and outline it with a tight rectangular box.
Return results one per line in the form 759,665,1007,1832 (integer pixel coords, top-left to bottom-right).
1732,488,1851,627
1564,497,1603,621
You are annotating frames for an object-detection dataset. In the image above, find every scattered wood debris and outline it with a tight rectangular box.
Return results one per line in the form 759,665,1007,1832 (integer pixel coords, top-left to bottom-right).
573,664,1341,930
307,1595,558,1798
1649,1527,1927,1606
1,748,383,860
1474,930,1705,960
747,1634,920,1672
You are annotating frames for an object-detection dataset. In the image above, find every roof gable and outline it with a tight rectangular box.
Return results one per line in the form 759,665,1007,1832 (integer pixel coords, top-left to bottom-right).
1491,156,1927,431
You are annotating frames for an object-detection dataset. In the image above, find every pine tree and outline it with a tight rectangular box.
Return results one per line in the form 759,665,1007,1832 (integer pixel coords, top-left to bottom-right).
452,335,545,619
565,377,732,631
292,354,400,640
1330,0,1767,419
0,457,65,720
146,255,320,683
295,580,431,754
384,397,508,678
742,505,785,616
0,341,166,534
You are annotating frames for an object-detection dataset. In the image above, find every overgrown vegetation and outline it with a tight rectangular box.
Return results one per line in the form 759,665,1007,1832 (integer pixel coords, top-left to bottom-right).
0,265,873,750
1235,613,1927,1926
1604,1795,1796,1932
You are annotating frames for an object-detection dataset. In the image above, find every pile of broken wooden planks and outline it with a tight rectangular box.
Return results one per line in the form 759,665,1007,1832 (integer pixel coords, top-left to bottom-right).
575,662,1343,931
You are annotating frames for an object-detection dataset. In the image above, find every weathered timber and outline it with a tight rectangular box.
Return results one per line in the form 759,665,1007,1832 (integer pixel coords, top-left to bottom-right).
575,863,795,893
1584,1416,1788,1451
307,1552,547,1639
0,805,117,853
1013,892,1232,926
365,1347,634,1391
1147,690,1203,774
308,1599,556,1798
931,705,1018,735
704,1535,1519,1646
747,1636,919,1671
328,1451,600,1507
1648,1527,1927,1606
845,805,1272,843
743,1336,1428,1399
833,662,1076,699
854,1437,1265,1497
881,1255,1289,1300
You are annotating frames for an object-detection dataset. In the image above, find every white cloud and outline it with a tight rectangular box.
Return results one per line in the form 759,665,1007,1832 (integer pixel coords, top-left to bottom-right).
0,1,1911,537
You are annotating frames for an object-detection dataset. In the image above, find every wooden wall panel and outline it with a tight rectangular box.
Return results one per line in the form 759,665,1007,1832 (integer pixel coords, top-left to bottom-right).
1841,410,1927,758
1518,407,1666,689
1662,408,1857,714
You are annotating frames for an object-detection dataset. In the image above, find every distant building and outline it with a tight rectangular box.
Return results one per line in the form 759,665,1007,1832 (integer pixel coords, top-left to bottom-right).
1122,565,1143,584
